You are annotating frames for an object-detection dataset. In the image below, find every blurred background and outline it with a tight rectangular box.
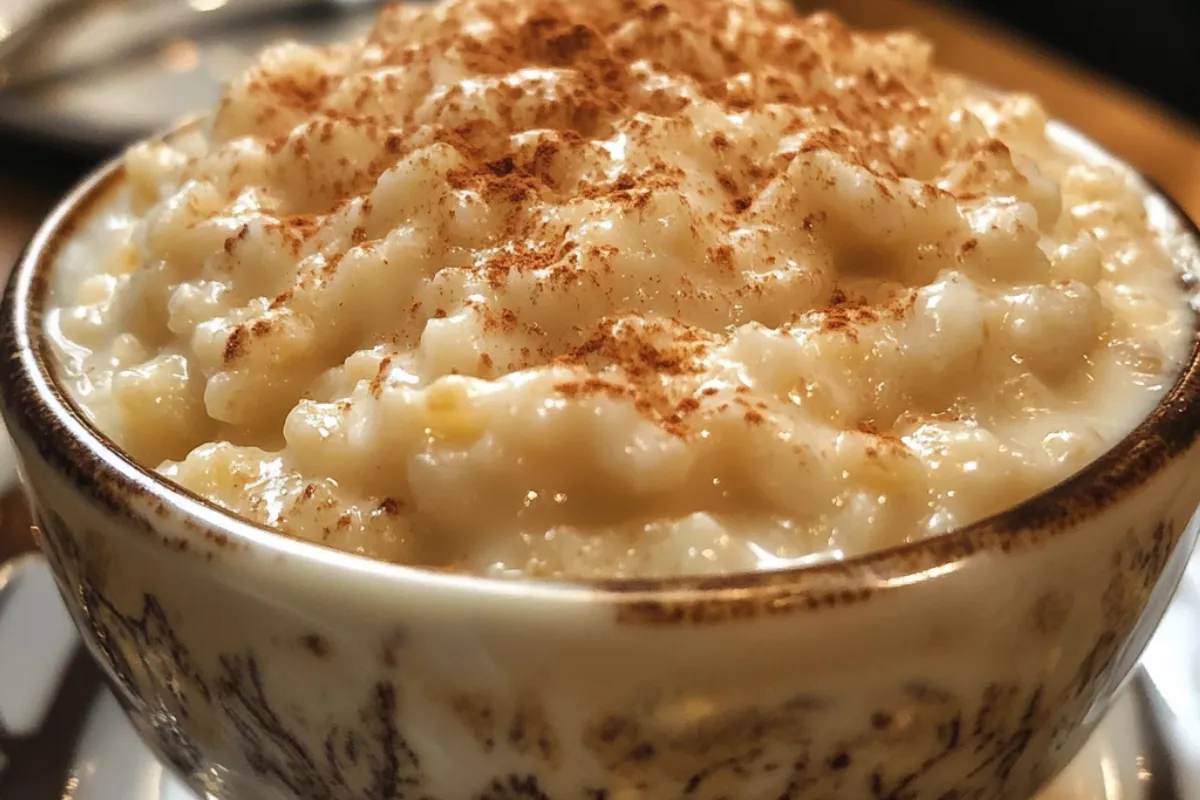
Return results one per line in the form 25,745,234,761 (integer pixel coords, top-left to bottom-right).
957,0,1199,122
0,0,1198,559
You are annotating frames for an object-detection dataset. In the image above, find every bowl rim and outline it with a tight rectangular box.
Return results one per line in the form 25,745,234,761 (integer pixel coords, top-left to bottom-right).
3,118,1200,603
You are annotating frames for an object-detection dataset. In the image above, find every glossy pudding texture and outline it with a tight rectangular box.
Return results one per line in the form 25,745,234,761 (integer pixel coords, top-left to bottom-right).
46,0,1196,578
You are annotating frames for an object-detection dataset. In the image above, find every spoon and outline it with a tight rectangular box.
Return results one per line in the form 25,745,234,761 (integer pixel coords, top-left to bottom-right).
0,0,380,93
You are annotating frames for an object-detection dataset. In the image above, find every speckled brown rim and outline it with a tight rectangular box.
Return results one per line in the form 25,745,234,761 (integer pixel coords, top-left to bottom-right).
2,119,1200,600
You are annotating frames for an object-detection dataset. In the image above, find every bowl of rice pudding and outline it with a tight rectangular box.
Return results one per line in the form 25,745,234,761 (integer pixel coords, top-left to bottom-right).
3,0,1200,797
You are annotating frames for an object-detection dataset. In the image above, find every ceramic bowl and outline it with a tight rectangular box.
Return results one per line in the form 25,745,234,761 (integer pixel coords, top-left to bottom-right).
2,121,1200,800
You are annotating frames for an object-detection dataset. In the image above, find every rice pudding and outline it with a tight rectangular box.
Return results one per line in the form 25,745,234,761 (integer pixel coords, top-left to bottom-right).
46,0,1197,578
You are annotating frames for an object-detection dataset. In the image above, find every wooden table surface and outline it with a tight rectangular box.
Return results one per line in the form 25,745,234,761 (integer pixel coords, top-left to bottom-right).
0,0,1198,563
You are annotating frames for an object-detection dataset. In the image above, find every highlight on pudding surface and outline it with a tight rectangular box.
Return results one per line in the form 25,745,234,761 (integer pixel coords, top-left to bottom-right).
46,0,1197,578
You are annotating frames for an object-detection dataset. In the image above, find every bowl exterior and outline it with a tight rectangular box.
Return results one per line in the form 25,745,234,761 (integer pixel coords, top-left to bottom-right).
4,404,1198,800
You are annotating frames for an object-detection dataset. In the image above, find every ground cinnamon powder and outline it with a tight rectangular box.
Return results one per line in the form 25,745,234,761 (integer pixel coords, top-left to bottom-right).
206,0,1002,440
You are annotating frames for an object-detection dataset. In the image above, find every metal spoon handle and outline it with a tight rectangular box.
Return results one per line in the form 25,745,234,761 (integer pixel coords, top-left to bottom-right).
1,0,376,93
0,0,108,84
